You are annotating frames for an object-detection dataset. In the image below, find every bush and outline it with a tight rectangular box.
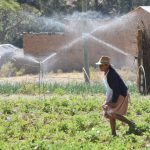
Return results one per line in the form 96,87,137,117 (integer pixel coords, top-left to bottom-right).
0,62,25,77
0,62,16,77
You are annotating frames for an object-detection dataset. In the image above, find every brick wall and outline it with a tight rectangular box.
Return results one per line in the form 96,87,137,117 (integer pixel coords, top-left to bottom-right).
23,32,72,56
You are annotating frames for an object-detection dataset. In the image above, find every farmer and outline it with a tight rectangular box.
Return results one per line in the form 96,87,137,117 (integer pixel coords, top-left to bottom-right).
96,56,137,136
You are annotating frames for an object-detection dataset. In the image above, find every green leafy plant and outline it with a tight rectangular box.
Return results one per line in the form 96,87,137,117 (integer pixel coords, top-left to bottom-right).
0,84,149,149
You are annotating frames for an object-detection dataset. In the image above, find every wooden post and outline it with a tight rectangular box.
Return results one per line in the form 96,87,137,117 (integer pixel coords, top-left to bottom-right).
82,0,88,12
141,23,150,94
82,0,90,83
95,0,98,11
137,22,150,94
83,34,90,83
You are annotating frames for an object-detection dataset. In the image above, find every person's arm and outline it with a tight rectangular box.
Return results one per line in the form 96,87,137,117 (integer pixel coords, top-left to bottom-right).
102,102,117,110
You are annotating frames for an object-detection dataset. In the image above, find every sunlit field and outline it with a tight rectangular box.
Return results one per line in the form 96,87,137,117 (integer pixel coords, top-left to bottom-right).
1,0,150,149
0,82,149,150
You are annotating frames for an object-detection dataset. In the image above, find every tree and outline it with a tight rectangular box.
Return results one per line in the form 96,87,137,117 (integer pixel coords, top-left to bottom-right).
0,0,21,44
0,0,19,10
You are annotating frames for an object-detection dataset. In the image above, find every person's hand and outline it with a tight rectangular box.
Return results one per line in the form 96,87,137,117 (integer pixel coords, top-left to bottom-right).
102,104,109,110
107,102,116,108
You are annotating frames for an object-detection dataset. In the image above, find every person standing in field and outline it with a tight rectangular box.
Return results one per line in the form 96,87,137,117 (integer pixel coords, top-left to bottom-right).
96,56,138,136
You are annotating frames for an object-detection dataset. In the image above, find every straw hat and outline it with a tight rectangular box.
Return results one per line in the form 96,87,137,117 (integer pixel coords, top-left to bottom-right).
96,56,111,65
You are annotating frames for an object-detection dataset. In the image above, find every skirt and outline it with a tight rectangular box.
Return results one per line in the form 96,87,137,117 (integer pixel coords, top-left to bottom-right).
103,94,129,118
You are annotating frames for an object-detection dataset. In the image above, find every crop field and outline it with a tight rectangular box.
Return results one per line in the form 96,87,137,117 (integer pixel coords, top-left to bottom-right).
0,82,149,150
1,0,150,149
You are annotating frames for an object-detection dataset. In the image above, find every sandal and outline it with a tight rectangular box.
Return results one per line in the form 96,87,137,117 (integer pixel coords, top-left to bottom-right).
127,122,142,135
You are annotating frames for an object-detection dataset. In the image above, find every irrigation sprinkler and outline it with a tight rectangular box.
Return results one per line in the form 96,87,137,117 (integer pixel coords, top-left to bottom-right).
38,53,57,100
38,61,42,99
82,33,90,83
11,53,56,100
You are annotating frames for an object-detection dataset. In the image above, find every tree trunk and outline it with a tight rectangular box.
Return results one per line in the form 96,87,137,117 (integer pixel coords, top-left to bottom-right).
95,0,98,11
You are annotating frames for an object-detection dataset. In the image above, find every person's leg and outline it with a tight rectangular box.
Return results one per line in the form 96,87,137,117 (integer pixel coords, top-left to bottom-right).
109,117,116,136
103,112,117,136
113,114,135,127
114,114,142,135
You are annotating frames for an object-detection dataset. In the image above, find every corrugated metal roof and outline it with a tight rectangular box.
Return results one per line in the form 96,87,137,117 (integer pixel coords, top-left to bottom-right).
0,44,22,56
0,44,17,54
0,44,17,50
140,6,150,13
128,6,150,14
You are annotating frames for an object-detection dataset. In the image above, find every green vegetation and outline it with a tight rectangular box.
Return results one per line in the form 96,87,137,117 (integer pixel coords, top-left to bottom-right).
0,62,25,77
0,0,19,10
16,0,150,15
0,82,104,94
0,82,137,95
0,82,149,149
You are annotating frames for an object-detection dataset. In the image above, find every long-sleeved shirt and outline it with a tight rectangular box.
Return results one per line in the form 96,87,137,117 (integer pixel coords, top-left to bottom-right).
106,66,128,103
103,71,113,103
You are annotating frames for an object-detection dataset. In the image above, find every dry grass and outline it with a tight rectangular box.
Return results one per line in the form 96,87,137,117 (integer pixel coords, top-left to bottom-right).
0,67,137,84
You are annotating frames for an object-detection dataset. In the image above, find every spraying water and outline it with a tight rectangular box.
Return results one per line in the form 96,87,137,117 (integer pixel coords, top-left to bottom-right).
0,44,21,60
58,32,129,56
14,11,137,74
41,53,57,64
56,36,83,53
13,52,57,65
88,34,129,56
24,55,39,64
21,11,71,33
22,11,133,59
54,15,130,56
13,54,39,64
